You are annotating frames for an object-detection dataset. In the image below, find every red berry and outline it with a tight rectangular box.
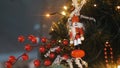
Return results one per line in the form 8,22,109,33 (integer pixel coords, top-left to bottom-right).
41,37,47,43
62,54,69,60
21,53,29,61
31,37,37,44
55,47,61,53
28,35,34,40
24,44,32,51
51,40,56,44
8,56,16,63
44,59,51,66
62,39,68,45
34,59,41,67
46,43,51,49
18,35,25,43
39,46,45,53
49,53,55,59
5,61,12,68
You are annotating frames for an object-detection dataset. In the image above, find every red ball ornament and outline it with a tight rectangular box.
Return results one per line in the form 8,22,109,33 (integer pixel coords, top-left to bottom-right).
105,56,108,59
44,59,51,66
39,46,45,53
41,37,47,43
110,52,113,54
8,56,16,63
34,59,41,67
49,53,55,59
62,54,69,60
71,49,85,58
18,35,25,43
24,44,32,51
62,39,69,45
105,60,108,63
21,53,29,61
104,48,107,51
5,61,12,68
110,48,112,50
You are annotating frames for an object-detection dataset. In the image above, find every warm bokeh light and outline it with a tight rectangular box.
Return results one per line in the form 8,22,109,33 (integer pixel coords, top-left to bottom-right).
58,40,61,43
51,28,54,31
117,6,120,10
63,6,68,10
61,11,66,16
46,13,50,17
117,65,120,68
94,4,97,7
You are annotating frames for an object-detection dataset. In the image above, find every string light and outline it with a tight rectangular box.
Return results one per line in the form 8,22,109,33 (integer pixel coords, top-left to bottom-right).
58,40,61,43
61,11,66,16
93,4,97,7
46,13,50,17
51,27,54,31
63,6,68,10
117,6,120,10
104,41,114,68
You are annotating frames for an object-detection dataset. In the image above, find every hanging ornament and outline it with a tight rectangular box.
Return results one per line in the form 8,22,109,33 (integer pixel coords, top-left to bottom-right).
34,59,41,67
18,35,25,43
24,44,32,51
8,56,16,63
62,39,69,45
104,41,114,66
21,53,29,61
39,46,46,53
44,59,51,66
5,61,12,68
41,37,47,43
49,53,55,59
71,49,85,58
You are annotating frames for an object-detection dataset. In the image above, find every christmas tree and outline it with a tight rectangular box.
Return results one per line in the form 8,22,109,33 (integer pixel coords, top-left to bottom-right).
4,0,120,68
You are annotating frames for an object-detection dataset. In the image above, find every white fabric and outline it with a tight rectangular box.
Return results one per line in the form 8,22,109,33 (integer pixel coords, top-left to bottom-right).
78,38,82,44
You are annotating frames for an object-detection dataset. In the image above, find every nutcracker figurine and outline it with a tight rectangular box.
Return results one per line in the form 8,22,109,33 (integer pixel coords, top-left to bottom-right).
68,0,96,46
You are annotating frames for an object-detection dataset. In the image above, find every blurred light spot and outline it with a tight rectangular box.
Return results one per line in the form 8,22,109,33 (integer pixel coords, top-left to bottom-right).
34,24,40,30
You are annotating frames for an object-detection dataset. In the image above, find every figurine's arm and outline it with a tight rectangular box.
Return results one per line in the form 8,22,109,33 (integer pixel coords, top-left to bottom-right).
80,15,96,22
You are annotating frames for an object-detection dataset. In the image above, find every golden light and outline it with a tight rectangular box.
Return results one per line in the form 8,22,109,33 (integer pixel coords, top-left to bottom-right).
117,6,120,10
46,13,50,17
63,6,68,10
61,11,66,16
58,40,61,43
117,65,120,68
94,4,97,7
51,28,54,31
